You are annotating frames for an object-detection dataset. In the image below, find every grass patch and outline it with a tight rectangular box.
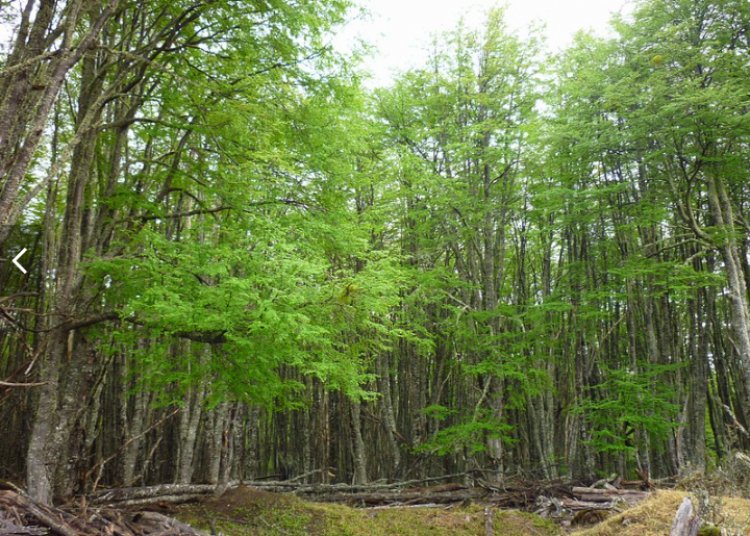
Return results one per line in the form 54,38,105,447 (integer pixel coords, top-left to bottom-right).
574,490,750,536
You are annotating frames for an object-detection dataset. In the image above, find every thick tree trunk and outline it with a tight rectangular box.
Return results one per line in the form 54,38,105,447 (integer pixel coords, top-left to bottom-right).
350,400,368,485
178,373,206,484
122,385,148,486
26,330,67,504
26,43,105,501
207,402,228,485
244,406,260,481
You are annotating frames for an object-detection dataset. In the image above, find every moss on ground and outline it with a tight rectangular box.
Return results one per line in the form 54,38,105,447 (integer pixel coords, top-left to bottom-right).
176,486,562,535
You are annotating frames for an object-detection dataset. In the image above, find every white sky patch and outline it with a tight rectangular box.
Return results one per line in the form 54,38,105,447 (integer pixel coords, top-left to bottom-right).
334,0,635,87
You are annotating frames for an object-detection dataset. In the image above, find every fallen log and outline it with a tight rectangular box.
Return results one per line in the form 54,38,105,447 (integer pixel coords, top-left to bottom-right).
94,493,215,508
130,511,208,535
245,474,469,493
559,498,622,511
90,483,223,506
534,485,650,523
571,486,649,504
303,488,485,506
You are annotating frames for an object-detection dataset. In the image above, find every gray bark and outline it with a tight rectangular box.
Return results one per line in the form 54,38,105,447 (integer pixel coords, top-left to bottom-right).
350,400,368,485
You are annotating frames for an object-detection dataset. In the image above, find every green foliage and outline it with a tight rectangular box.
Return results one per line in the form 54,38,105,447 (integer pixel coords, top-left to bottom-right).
82,0,413,410
417,416,515,457
423,404,456,422
575,364,681,455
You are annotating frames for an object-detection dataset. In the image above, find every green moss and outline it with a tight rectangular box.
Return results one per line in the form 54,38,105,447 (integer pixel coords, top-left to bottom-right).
511,510,563,533
179,502,316,535
697,525,722,536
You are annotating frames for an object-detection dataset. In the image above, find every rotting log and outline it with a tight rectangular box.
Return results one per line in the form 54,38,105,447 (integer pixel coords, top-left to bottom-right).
670,497,700,536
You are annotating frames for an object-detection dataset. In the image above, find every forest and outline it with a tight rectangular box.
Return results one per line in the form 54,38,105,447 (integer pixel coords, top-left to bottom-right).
1,0,750,529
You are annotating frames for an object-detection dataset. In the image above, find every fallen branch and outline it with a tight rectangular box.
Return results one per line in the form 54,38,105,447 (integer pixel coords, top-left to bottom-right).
0,380,48,388
0,490,81,536
0,489,209,535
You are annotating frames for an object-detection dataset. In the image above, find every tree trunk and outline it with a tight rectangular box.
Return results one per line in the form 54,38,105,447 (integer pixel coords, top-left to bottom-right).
350,400,368,485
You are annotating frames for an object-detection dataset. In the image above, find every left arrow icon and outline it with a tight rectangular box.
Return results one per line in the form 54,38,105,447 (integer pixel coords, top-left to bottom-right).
12,248,27,274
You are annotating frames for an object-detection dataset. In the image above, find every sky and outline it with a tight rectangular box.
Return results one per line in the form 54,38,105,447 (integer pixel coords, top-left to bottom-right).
333,0,635,87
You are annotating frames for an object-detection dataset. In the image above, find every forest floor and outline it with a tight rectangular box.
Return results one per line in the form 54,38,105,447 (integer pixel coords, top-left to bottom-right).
175,486,750,535
176,486,561,535
1,482,749,535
